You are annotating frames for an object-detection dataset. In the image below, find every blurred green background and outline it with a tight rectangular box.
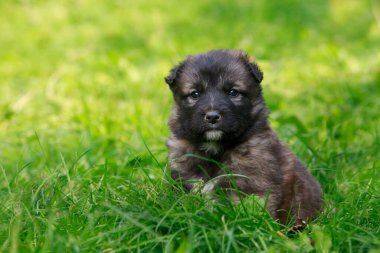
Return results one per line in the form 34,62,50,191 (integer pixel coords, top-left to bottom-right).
0,0,379,252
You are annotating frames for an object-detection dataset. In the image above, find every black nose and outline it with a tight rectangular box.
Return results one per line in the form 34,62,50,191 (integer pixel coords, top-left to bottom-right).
205,111,221,124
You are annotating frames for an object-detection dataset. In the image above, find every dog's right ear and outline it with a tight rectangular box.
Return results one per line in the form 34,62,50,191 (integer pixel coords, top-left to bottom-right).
165,63,183,87
165,67,177,86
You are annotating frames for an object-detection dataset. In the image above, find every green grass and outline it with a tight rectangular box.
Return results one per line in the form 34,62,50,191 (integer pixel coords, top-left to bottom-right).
1,0,380,252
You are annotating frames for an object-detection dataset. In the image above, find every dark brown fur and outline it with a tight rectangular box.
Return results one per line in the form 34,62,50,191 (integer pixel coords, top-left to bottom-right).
165,49,322,225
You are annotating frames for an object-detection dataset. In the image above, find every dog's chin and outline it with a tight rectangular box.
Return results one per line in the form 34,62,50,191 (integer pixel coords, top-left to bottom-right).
199,130,224,155
204,130,223,141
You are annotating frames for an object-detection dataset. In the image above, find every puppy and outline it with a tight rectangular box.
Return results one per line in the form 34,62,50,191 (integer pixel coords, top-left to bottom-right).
165,49,322,226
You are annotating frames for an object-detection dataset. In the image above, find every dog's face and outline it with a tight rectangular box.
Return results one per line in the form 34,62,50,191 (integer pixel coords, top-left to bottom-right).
166,50,267,150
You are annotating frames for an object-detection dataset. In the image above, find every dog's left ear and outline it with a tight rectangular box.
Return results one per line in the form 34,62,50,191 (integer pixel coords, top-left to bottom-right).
237,51,263,83
248,62,263,84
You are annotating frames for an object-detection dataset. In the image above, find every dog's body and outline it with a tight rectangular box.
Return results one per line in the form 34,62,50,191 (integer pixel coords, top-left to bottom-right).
165,50,322,225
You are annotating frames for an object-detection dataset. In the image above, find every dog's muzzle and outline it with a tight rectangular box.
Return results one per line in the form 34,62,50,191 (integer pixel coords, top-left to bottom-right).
204,111,221,125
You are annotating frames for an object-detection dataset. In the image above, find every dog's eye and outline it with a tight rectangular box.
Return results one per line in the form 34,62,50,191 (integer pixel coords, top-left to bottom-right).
228,88,239,97
190,90,201,99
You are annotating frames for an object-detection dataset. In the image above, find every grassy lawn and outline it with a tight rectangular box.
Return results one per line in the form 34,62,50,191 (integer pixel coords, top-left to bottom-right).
1,0,380,252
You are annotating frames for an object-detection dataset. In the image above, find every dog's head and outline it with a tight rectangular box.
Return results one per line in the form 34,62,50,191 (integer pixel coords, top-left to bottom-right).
166,49,268,151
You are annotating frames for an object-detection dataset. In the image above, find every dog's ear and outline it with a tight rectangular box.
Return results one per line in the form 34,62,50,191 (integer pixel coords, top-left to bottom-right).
247,62,263,83
165,62,184,87
236,50,263,83
165,67,178,86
